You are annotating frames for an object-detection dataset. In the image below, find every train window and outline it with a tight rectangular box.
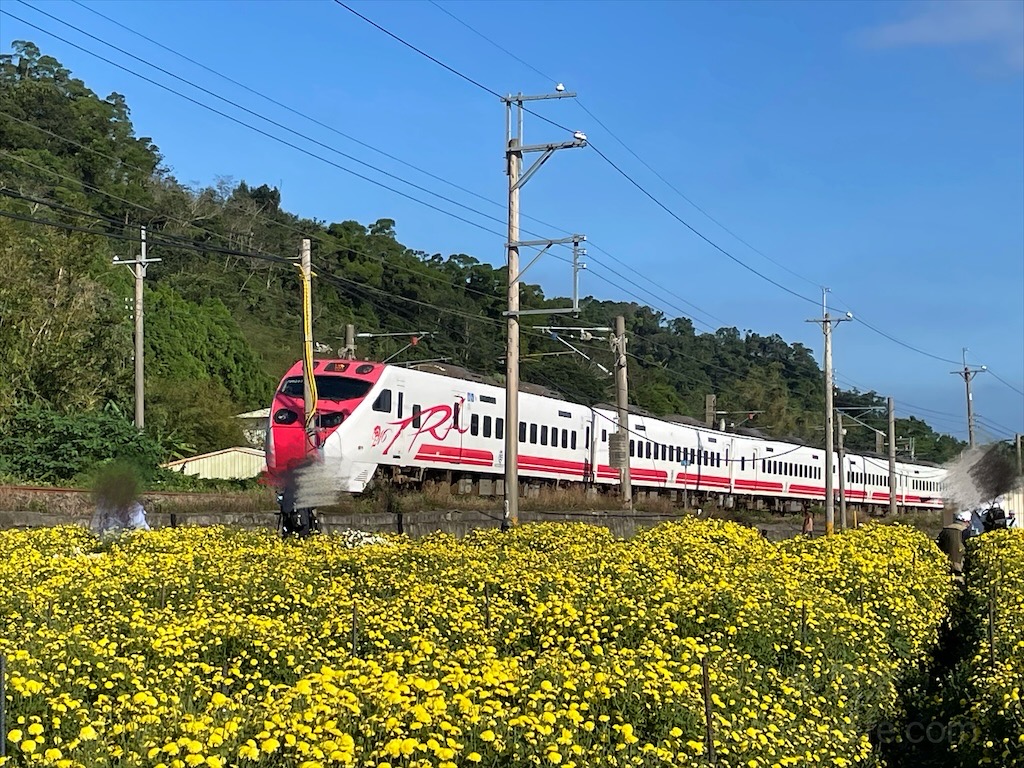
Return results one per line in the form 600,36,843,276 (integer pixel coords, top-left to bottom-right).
562,429,569,449
412,404,422,429
646,442,652,459
372,389,392,413
529,423,538,444
496,418,504,440
602,429,608,442
717,453,721,468
470,414,479,436
397,392,404,419
483,415,492,438
540,425,549,446
280,376,371,401
629,439,635,457
668,446,674,462
571,431,577,450
520,422,527,442
452,402,460,427
761,459,766,472
585,426,591,449
741,457,746,471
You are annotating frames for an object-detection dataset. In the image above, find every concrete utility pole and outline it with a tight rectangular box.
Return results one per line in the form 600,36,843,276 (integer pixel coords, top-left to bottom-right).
888,396,897,517
502,89,586,528
343,324,356,359
113,226,160,430
705,394,717,428
951,348,986,448
807,288,852,536
299,238,317,443
1016,433,1022,475
836,412,848,530
613,315,632,509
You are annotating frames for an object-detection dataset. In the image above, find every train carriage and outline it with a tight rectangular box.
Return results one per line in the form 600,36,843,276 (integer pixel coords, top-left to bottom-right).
267,358,946,511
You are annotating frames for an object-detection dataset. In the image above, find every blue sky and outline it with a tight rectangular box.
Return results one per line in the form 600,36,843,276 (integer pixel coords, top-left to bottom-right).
2,0,1022,441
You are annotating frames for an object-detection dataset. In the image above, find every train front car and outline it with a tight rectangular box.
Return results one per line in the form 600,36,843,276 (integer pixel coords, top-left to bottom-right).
265,359,384,481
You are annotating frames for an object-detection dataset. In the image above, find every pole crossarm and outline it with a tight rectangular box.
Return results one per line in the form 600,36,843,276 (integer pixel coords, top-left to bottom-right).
514,141,586,190
507,235,584,248
835,407,886,437
544,332,611,376
355,331,433,339
500,91,577,103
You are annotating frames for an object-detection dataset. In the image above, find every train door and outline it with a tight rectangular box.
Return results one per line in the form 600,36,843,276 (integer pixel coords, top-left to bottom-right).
452,389,467,464
726,438,736,494
390,377,407,463
582,413,594,483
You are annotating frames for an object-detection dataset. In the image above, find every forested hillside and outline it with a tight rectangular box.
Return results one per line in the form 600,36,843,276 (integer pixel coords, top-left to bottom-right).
0,41,964,482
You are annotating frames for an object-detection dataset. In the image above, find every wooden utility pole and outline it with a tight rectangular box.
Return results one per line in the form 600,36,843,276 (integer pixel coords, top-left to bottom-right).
614,315,632,509
888,397,897,517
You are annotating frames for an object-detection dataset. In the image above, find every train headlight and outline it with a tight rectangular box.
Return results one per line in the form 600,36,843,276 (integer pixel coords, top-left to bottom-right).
273,408,299,425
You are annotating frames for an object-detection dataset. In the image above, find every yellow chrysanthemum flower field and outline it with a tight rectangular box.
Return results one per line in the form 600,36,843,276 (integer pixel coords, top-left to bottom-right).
950,530,1024,766
0,520,973,767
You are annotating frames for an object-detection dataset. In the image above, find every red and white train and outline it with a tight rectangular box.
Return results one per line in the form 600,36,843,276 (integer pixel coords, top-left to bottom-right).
266,359,947,511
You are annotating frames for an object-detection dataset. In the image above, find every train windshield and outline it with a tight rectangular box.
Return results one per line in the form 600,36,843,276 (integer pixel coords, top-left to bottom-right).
279,375,373,401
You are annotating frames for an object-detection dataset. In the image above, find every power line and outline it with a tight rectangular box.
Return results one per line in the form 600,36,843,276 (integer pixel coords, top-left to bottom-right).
986,368,1024,398
67,0,574,240
426,0,822,293
2,6,577,261
10,5,723,331
331,0,820,309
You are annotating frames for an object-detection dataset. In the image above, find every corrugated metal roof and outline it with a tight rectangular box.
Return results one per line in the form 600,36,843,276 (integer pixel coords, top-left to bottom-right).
235,408,270,419
162,447,266,480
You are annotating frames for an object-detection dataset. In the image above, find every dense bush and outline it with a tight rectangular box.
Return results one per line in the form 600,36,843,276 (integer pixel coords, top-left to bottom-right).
0,403,162,482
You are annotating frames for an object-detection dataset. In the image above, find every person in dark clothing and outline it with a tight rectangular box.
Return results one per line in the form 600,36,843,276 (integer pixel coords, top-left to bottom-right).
936,510,972,575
